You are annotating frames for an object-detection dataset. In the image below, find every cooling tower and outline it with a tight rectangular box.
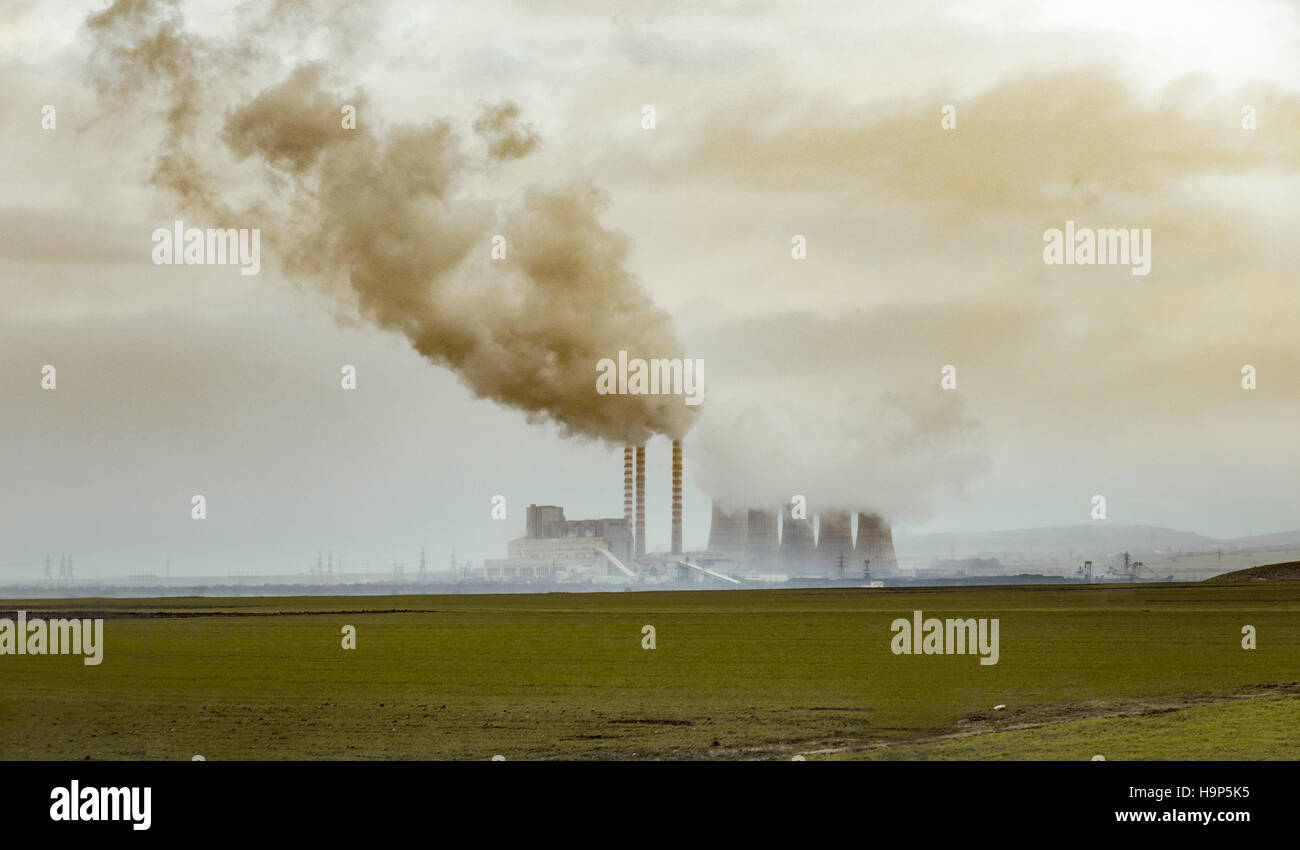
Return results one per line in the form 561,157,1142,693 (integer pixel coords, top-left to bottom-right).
635,445,646,558
671,440,683,555
856,512,898,574
817,510,855,576
744,509,779,571
707,500,748,561
780,504,816,575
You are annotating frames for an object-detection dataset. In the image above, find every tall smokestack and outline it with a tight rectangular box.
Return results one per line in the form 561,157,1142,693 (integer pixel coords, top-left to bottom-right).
624,446,634,532
635,445,646,558
671,440,683,555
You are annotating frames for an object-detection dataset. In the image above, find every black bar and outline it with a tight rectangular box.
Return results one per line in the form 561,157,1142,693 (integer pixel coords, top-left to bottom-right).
2,761,1282,837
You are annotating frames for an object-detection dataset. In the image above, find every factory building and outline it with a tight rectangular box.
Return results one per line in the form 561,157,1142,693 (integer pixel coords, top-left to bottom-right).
483,504,633,581
486,439,683,581
483,438,898,583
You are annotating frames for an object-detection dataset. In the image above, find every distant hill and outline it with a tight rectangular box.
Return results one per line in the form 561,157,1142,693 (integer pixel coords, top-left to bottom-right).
1217,529,1300,548
896,524,1223,562
1206,561,1300,582
896,524,1300,565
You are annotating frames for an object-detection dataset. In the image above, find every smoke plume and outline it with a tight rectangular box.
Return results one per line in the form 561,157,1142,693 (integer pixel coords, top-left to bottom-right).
684,308,992,523
85,0,696,445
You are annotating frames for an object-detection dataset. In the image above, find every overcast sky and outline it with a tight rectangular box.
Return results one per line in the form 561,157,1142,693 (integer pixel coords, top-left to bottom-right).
3,0,1299,581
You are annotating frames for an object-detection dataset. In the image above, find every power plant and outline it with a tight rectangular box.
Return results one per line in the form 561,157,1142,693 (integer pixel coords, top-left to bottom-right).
484,439,900,585
817,510,854,577
780,503,815,575
856,512,899,573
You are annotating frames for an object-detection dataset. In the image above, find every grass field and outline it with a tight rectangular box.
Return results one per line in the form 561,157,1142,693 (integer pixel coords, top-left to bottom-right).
2,582,1298,760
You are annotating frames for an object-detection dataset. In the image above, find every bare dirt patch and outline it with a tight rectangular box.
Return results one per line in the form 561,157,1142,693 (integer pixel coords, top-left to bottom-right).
786,682,1300,758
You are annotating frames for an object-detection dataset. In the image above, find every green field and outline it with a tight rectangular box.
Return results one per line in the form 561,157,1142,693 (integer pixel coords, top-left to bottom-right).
2,582,1297,760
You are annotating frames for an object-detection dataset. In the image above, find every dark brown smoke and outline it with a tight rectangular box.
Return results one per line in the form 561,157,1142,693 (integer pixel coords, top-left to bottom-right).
85,0,698,446
86,0,219,214
473,101,540,161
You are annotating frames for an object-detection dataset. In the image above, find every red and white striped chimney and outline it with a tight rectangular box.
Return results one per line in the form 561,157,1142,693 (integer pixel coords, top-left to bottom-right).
671,439,683,555
635,445,646,558
623,446,634,532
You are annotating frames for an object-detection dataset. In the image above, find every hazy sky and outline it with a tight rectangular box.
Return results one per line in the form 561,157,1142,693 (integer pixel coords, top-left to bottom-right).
3,0,1300,580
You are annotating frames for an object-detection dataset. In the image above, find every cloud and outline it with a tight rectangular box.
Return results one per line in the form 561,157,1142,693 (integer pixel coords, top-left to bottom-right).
659,68,1300,212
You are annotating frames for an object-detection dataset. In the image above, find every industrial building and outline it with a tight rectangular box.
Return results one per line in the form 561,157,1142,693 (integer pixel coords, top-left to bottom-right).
483,438,900,584
483,504,633,581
